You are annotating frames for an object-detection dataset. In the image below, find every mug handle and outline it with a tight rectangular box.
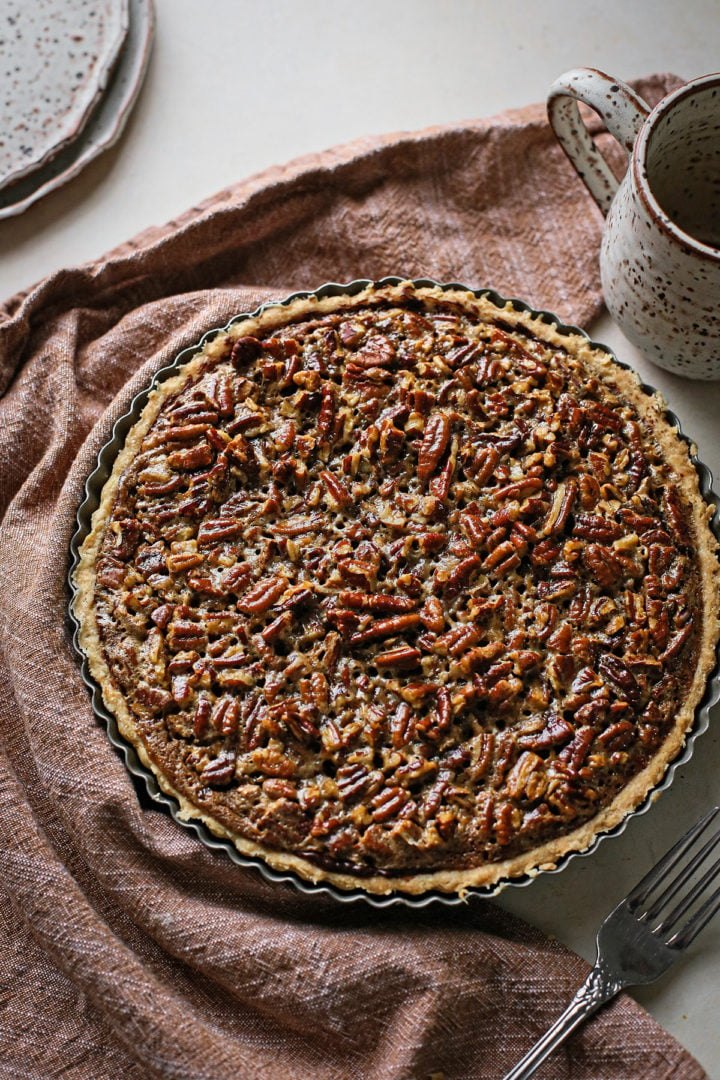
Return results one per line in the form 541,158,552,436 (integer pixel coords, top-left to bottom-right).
547,68,650,214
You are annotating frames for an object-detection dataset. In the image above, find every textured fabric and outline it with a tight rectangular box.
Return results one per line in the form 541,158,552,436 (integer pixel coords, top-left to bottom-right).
0,74,706,1080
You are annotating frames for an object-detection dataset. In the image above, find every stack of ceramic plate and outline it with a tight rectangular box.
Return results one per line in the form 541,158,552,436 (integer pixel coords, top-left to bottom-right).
0,0,154,220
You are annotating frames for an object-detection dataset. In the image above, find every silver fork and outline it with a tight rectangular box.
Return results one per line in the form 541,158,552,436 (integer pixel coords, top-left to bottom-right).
503,805,720,1080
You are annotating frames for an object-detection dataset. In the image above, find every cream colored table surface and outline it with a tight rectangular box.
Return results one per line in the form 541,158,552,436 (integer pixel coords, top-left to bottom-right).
2,1,720,1075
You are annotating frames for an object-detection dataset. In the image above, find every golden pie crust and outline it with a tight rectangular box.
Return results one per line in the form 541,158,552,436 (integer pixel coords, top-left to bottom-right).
74,282,720,895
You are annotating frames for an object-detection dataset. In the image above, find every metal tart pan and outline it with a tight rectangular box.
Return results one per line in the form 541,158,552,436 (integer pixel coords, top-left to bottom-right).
68,277,720,908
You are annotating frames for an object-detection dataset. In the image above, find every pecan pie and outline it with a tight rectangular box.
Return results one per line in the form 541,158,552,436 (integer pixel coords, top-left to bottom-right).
74,282,720,895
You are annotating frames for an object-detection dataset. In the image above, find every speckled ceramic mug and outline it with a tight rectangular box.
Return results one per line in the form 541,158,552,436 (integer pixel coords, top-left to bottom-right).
548,68,720,380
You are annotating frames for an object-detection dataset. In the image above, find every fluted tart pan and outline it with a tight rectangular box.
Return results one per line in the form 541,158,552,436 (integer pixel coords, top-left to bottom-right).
69,278,720,906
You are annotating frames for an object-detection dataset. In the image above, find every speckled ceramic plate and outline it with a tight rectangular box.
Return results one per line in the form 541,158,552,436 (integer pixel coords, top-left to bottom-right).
68,278,720,908
0,0,153,220
0,0,129,190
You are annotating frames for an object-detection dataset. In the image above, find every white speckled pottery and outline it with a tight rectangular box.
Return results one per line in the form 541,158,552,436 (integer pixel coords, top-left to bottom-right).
0,0,154,220
0,0,129,190
548,68,720,380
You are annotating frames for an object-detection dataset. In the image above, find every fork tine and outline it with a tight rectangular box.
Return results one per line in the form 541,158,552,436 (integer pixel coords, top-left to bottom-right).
668,879,720,948
654,849,720,933
627,806,720,910
644,829,720,925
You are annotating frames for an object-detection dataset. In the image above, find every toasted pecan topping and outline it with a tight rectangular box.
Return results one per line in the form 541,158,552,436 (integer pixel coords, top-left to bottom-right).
89,288,708,881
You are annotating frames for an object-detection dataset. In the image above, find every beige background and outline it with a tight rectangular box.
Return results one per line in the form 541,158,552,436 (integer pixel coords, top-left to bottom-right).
2,1,720,1074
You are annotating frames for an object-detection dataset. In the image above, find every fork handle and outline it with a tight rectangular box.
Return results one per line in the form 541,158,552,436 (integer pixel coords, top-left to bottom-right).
502,960,626,1080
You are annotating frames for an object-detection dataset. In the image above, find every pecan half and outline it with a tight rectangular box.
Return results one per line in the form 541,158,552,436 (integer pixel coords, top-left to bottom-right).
371,786,409,823
320,470,353,508
541,478,577,536
349,613,422,646
339,592,417,614
237,576,287,615
418,595,445,633
440,554,483,597
167,443,214,471
373,645,422,669
231,335,263,368
417,412,451,482
202,751,237,787
197,518,243,545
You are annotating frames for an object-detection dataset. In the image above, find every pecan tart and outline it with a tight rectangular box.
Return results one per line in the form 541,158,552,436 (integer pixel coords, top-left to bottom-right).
73,282,720,895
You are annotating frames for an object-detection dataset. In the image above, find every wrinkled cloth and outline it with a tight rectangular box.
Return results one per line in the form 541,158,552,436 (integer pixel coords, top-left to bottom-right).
0,74,705,1080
